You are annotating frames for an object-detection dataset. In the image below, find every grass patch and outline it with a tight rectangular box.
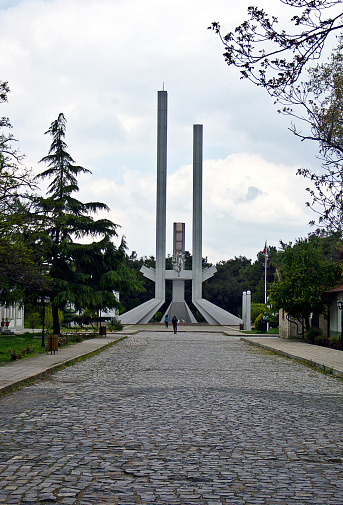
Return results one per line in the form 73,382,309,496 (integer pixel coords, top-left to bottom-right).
0,330,100,364
0,333,47,364
243,327,279,335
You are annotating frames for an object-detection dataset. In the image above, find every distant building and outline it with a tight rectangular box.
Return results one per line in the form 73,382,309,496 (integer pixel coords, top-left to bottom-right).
278,284,343,341
325,284,343,339
0,304,24,332
279,309,328,339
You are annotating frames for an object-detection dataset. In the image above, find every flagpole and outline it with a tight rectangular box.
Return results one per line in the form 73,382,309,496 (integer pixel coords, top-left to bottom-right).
264,241,267,304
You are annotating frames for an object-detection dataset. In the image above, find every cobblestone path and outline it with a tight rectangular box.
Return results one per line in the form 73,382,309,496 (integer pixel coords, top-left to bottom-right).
1,332,343,505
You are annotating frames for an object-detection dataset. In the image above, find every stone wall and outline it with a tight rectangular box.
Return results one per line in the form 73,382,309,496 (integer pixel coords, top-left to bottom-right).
318,313,329,337
279,309,328,339
279,310,300,339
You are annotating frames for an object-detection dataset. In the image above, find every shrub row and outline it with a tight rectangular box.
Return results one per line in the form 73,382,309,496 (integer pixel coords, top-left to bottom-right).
57,332,99,347
304,328,341,350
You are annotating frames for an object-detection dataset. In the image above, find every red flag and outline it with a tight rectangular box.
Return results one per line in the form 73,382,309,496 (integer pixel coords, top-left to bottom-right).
263,241,267,254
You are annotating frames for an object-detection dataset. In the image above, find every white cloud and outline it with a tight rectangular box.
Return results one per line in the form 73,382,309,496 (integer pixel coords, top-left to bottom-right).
78,153,312,263
0,0,321,263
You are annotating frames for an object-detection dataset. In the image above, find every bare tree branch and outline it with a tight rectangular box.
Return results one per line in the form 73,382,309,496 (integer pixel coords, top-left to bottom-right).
209,0,343,96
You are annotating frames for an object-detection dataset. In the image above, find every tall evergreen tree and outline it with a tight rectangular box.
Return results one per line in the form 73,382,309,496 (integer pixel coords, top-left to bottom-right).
36,113,134,334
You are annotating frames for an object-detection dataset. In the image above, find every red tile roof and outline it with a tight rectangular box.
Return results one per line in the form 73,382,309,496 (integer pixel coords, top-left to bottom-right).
325,284,343,293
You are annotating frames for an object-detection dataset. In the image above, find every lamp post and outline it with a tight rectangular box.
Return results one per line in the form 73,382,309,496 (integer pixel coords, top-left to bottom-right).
37,296,50,348
336,300,343,351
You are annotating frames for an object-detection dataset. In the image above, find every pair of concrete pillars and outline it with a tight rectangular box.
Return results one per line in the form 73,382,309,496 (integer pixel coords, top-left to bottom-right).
119,91,243,326
242,291,251,331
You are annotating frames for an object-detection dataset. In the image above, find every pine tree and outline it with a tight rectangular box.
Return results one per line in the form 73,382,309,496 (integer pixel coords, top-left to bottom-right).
36,113,124,334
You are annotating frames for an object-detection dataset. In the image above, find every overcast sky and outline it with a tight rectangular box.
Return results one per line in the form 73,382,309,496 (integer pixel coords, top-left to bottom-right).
0,0,333,263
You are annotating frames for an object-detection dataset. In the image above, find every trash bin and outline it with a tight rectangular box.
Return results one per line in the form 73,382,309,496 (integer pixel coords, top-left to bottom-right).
47,334,58,354
100,325,107,336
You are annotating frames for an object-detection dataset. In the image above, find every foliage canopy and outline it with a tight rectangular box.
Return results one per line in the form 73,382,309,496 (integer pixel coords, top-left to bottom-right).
269,235,342,330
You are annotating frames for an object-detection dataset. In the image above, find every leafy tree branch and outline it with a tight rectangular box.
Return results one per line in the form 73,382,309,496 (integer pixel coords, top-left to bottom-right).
209,0,343,96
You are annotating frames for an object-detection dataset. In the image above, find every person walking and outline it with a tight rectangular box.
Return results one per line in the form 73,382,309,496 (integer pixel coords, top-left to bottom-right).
164,314,169,328
172,316,178,334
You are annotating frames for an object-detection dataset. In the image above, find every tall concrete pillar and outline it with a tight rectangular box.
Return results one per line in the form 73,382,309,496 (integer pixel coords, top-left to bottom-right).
192,124,203,301
155,90,168,300
242,291,247,329
246,290,251,331
242,290,252,331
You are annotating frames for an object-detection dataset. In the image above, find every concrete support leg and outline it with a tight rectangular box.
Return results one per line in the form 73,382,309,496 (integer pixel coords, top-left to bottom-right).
155,90,168,301
192,124,203,302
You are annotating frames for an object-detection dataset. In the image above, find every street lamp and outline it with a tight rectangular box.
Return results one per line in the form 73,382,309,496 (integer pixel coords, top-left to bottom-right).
37,296,50,348
336,299,343,351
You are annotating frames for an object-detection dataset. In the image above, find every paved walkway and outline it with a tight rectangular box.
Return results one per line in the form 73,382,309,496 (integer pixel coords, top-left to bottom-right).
1,328,343,395
0,326,240,395
0,331,136,394
241,336,343,378
0,329,343,504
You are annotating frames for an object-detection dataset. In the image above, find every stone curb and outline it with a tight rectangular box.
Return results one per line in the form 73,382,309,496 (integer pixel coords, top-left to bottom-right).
241,337,343,378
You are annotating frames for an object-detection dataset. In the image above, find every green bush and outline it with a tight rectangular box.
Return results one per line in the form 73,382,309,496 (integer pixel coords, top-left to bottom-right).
304,327,322,344
251,304,278,328
251,304,268,322
25,312,41,330
150,311,162,323
254,313,264,331
110,318,123,331
45,307,64,330
329,334,340,350
58,335,68,346
57,332,98,347
72,334,83,342
268,313,279,328
303,329,341,349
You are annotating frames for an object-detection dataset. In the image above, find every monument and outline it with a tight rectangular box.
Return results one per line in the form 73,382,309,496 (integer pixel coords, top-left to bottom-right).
120,90,242,326
162,222,196,323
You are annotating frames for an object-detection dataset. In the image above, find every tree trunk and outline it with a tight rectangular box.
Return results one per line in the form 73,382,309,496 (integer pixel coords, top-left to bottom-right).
52,305,60,335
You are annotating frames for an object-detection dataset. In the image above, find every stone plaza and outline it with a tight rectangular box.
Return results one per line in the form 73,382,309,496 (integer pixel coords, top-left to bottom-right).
0,330,343,504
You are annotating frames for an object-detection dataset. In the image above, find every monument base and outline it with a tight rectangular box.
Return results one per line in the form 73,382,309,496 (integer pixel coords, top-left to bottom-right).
193,298,242,326
162,301,197,324
119,298,164,325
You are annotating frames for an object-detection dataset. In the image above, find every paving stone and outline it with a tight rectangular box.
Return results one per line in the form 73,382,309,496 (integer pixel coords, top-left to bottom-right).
0,332,343,505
